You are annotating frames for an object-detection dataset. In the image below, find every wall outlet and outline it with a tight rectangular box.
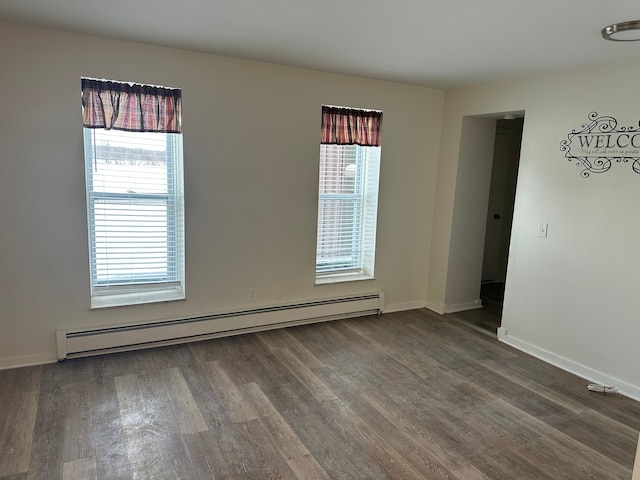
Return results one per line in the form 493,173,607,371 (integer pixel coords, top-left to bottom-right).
248,288,257,301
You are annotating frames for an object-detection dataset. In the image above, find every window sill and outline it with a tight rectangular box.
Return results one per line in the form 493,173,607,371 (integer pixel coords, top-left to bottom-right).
90,289,185,309
315,273,375,285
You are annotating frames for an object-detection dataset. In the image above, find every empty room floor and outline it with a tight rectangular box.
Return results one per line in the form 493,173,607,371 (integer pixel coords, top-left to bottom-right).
1,308,639,479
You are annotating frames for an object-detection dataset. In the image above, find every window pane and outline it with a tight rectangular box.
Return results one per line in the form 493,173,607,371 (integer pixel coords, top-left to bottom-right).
84,127,184,300
91,130,169,194
316,198,360,271
316,142,380,278
93,198,170,283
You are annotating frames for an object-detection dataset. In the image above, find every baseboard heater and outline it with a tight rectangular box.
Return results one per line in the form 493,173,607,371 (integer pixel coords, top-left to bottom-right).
57,292,383,360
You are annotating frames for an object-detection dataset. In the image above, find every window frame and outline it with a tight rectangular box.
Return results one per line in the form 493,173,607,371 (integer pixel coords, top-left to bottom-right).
83,127,185,308
315,142,381,284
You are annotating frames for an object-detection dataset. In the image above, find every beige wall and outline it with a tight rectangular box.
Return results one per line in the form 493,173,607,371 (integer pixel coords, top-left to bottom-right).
429,61,640,399
0,23,444,367
7,22,638,400
445,116,496,311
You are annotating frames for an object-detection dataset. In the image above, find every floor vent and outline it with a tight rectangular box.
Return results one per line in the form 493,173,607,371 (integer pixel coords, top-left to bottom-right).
56,293,383,360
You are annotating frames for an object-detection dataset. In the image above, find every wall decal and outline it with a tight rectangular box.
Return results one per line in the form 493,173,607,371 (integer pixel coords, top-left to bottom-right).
560,112,640,178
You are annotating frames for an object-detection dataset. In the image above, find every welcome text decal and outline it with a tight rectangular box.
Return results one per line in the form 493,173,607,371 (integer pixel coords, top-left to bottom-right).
560,112,640,178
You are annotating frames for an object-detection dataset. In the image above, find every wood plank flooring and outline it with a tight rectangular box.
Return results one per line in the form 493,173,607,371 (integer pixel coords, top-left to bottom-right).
1,308,639,479
446,282,504,336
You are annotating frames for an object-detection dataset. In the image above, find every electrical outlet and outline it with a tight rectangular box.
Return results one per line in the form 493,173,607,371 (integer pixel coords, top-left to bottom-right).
249,288,257,301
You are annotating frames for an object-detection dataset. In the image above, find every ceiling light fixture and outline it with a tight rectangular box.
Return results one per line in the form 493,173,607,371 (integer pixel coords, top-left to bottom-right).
601,20,640,41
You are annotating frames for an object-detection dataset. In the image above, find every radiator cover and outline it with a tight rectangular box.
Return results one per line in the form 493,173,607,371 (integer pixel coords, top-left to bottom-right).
56,293,383,360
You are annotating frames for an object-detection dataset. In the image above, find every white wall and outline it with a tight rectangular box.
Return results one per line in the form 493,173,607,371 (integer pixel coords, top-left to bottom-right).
444,117,496,312
429,60,640,398
0,23,444,367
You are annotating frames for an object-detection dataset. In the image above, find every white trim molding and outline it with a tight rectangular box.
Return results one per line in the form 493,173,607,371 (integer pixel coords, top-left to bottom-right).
382,300,426,313
0,352,57,371
498,328,640,402
443,299,483,313
426,299,482,315
425,301,446,315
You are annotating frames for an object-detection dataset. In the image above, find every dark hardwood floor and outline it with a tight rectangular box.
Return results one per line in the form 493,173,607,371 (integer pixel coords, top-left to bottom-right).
447,282,504,336
1,308,639,479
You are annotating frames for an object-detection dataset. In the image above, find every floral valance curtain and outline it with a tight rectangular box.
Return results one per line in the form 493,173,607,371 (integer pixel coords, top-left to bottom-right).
320,105,382,146
81,78,182,133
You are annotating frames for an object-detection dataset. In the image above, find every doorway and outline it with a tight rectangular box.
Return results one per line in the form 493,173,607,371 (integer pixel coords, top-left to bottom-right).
446,115,524,336
479,118,523,324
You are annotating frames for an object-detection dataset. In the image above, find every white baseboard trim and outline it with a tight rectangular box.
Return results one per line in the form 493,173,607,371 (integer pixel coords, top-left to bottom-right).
0,352,57,371
425,301,446,315
425,300,483,314
444,299,483,314
383,300,426,313
498,329,640,402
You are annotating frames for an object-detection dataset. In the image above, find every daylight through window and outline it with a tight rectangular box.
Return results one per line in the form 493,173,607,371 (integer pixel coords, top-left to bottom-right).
316,106,382,282
81,78,185,307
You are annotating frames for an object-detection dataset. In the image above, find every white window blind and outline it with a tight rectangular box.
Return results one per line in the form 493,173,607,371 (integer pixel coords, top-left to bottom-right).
83,128,185,306
316,144,380,279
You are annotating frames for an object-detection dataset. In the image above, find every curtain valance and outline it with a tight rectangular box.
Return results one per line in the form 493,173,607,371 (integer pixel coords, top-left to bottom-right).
321,105,382,146
81,78,182,133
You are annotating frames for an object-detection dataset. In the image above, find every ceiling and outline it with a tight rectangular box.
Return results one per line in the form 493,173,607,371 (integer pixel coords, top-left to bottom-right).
2,0,640,88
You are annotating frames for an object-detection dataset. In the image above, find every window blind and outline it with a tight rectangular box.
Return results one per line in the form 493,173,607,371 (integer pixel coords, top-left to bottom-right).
84,128,184,298
316,144,380,276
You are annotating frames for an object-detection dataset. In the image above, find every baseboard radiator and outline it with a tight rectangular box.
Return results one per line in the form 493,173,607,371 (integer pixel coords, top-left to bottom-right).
56,292,383,360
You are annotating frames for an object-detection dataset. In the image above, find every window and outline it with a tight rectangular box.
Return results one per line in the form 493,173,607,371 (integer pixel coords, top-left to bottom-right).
81,78,185,307
316,106,382,283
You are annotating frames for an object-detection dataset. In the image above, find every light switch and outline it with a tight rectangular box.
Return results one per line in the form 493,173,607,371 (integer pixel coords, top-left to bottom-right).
537,222,548,238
